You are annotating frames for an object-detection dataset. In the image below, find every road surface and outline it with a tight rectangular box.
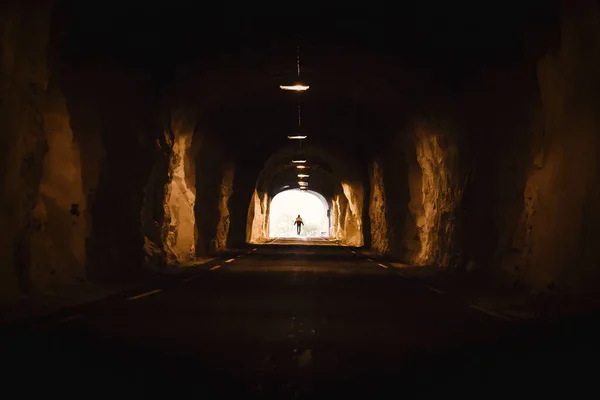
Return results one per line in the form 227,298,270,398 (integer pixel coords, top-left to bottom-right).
1,244,597,397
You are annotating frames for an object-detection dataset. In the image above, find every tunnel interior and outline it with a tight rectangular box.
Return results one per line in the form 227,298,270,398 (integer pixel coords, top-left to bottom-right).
4,0,600,304
267,189,330,240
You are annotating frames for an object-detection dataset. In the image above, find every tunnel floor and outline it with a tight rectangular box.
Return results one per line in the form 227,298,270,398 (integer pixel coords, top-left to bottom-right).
1,245,598,397
264,237,338,246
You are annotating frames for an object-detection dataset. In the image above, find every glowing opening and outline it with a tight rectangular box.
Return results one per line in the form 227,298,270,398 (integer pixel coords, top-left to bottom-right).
268,189,329,238
292,159,306,164
279,84,310,91
298,174,309,178
288,135,307,139
296,165,307,169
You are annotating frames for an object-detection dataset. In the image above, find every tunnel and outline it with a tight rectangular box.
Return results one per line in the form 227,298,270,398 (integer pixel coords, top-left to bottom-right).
2,0,600,396
266,189,330,240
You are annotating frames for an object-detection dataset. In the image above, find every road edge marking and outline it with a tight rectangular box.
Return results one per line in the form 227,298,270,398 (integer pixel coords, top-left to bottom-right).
377,263,388,269
425,285,444,294
128,289,162,300
209,264,222,271
469,304,511,321
54,313,84,325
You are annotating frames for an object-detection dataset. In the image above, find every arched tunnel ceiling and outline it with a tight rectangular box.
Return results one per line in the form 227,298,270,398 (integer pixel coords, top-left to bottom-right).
256,142,363,198
58,0,559,171
170,46,427,165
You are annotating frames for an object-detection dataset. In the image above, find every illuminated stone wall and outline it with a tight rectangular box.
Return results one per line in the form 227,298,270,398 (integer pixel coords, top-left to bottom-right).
368,160,389,253
331,181,364,247
162,118,196,264
411,120,463,267
247,189,270,244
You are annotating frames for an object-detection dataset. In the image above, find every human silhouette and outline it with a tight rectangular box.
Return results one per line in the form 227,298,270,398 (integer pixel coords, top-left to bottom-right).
294,215,304,235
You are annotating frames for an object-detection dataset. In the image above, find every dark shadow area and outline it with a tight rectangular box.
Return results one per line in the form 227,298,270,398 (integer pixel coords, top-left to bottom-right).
1,257,598,396
5,0,600,396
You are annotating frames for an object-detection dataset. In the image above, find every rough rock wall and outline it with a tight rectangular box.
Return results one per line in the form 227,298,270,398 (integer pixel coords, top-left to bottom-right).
379,116,464,268
141,115,172,271
459,66,541,280
59,64,164,283
29,77,88,290
331,181,364,246
0,1,54,298
522,4,600,294
411,119,464,268
376,2,600,298
247,189,270,243
193,132,230,256
403,143,425,261
162,113,196,263
368,160,389,253
227,162,260,248
215,162,234,252
376,135,414,260
458,3,600,295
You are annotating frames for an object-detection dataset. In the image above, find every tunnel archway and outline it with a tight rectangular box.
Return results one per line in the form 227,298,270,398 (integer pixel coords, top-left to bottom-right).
268,189,330,238
246,141,365,246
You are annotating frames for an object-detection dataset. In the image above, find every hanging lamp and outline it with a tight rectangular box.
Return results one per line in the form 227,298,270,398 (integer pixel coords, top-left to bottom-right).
280,44,310,91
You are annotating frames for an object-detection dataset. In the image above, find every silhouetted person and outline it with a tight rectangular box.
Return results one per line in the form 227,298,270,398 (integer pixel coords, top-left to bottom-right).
294,215,304,235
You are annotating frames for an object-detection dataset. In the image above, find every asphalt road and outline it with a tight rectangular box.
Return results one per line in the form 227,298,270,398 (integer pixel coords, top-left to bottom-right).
1,243,598,397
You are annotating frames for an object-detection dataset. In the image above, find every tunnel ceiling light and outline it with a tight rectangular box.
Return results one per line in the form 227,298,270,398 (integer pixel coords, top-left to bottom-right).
296,165,308,169
298,181,308,186
297,174,309,178
299,187,308,190
292,159,306,163
287,135,307,139
280,45,309,91
280,84,310,91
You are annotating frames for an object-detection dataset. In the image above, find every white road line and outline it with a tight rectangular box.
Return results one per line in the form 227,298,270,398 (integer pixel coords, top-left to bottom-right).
425,285,444,294
253,248,258,251
396,272,405,277
225,258,235,263
183,274,201,282
351,251,356,254
209,265,222,271
366,258,374,262
128,289,162,300
377,263,388,269
469,304,511,321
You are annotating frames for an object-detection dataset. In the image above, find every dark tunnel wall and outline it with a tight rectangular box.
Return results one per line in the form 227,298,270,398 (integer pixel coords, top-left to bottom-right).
366,1,600,297
3,0,600,306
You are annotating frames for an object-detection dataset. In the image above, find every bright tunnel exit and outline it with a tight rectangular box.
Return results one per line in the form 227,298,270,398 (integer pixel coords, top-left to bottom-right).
269,189,330,238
